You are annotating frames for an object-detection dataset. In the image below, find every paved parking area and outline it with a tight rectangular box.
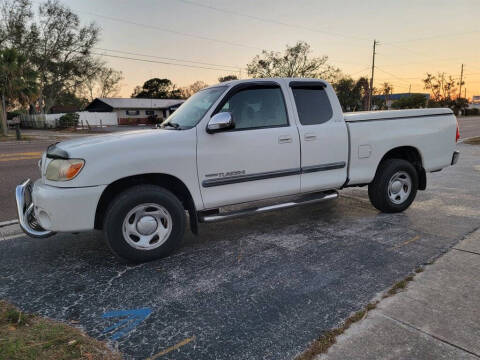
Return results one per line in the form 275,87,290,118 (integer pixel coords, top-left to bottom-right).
0,142,479,359
458,116,480,139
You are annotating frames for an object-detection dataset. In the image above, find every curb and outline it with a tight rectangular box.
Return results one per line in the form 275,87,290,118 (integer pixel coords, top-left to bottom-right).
0,221,23,241
458,135,480,144
0,219,18,227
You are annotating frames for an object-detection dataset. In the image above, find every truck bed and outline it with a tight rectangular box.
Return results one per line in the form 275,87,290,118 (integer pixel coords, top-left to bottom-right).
343,108,453,122
343,108,457,186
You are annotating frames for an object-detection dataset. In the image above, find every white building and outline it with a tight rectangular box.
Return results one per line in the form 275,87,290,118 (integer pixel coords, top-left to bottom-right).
85,98,184,125
471,95,480,110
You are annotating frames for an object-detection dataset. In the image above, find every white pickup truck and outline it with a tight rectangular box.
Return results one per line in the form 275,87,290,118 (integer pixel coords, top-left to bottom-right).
16,78,460,262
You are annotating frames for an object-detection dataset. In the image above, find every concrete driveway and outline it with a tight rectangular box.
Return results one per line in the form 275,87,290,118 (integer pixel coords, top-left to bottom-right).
0,142,479,359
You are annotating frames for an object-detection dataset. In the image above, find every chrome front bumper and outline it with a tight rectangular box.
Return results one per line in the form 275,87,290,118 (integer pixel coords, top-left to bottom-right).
15,179,55,238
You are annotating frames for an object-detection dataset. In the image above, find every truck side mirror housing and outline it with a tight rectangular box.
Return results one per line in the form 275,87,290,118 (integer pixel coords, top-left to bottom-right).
207,112,234,133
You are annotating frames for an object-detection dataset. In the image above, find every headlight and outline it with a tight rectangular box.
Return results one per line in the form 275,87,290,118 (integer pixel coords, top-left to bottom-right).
46,159,85,181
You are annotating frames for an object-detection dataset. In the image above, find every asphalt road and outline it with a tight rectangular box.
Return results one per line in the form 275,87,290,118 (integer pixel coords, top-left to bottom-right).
0,142,479,359
0,127,154,222
0,140,51,222
458,116,480,139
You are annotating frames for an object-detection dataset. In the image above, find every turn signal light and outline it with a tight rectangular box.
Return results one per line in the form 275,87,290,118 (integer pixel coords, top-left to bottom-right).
66,162,84,179
46,159,85,181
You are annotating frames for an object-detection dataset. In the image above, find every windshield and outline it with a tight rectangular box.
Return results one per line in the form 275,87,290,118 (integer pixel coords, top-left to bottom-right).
162,86,227,129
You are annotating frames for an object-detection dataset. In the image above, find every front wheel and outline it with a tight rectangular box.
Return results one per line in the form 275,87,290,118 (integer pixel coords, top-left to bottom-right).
103,185,186,263
368,159,418,213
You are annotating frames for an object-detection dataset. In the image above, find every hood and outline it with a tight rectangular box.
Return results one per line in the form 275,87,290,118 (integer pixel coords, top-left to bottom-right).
42,126,197,188
55,129,160,154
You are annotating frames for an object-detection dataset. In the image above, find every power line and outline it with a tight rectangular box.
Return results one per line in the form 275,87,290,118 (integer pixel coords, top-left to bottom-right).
91,52,242,73
349,66,371,76
382,43,434,60
176,0,370,41
374,67,412,85
94,47,242,70
384,29,480,44
83,11,264,51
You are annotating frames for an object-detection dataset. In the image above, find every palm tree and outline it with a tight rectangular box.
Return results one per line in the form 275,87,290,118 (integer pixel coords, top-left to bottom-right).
0,48,38,136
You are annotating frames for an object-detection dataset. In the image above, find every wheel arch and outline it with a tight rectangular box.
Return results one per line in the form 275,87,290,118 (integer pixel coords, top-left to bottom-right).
377,146,426,190
94,173,198,234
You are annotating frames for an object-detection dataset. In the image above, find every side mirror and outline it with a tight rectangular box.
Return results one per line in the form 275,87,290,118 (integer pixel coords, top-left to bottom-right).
207,112,234,133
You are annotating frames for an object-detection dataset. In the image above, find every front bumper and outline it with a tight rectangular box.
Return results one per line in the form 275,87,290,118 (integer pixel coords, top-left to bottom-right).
16,179,106,236
16,179,55,238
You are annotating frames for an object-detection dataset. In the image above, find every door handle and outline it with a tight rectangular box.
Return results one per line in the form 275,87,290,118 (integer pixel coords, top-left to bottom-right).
278,135,292,144
304,133,316,141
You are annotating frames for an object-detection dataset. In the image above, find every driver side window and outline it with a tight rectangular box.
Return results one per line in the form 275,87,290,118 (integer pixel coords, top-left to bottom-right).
219,87,288,130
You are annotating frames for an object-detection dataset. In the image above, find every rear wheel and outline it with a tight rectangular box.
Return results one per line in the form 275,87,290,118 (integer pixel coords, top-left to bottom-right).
103,185,186,263
368,159,418,213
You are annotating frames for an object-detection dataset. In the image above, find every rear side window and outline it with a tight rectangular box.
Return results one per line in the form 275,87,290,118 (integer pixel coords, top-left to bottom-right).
292,87,333,125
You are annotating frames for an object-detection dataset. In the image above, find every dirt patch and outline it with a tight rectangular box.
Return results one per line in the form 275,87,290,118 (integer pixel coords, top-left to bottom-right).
0,300,121,360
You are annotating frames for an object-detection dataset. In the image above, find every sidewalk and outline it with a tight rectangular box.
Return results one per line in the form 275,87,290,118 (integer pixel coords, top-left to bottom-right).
318,229,480,360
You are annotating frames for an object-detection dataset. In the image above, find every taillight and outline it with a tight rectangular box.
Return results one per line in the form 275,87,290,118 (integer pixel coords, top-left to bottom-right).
456,122,460,143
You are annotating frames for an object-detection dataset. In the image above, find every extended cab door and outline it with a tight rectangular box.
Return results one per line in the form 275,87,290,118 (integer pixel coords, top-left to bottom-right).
197,81,301,209
288,81,348,192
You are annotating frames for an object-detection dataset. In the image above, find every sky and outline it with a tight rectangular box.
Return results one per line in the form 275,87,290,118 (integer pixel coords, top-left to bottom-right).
60,0,480,98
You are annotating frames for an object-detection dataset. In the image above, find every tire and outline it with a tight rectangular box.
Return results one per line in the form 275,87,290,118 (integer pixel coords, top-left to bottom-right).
103,185,186,263
368,159,418,213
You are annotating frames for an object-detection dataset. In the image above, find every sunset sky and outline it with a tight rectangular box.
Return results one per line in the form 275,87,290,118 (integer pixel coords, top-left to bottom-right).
62,0,480,98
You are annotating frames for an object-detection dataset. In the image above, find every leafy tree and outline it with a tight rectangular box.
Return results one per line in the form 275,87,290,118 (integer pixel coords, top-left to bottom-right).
218,75,238,82
0,0,36,51
391,94,428,109
50,91,88,111
247,41,340,82
131,78,180,99
180,80,208,98
82,66,123,101
32,0,100,113
334,77,360,111
451,97,469,115
423,72,456,106
0,47,37,135
381,82,394,108
355,77,370,111
333,76,372,111
1,0,102,113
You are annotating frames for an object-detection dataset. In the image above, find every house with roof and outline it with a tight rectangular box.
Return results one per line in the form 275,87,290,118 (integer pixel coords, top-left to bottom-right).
85,98,185,125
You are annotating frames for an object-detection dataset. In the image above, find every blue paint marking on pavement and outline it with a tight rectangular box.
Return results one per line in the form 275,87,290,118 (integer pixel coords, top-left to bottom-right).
102,308,152,340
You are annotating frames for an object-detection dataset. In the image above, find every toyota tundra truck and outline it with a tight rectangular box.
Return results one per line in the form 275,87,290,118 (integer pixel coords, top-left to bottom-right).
15,78,460,262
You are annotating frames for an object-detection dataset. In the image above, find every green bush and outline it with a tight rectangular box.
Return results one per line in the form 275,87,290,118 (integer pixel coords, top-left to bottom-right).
57,112,79,129
391,94,428,109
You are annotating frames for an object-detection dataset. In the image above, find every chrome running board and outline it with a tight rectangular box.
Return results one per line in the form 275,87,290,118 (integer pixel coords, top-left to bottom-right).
198,190,338,223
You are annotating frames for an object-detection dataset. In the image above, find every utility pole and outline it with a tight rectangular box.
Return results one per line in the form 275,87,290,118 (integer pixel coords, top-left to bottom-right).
1,73,7,137
408,84,411,95
458,64,464,98
368,40,379,111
